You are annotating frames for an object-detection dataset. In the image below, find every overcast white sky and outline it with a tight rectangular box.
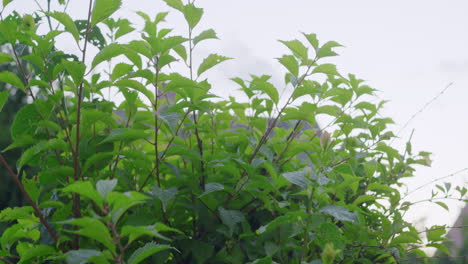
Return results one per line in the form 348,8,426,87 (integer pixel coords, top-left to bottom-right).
7,0,468,233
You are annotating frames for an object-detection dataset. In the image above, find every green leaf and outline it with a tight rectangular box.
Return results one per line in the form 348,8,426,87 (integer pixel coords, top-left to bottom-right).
434,201,449,211
391,232,421,245
193,29,218,46
127,242,172,264
18,139,68,168
121,225,171,245
282,170,308,189
46,11,80,42
279,39,308,60
2,0,13,7
277,55,299,76
0,90,8,112
92,43,125,69
107,191,149,223
62,181,104,207
101,128,150,143
151,186,178,212
183,4,203,29
38,166,73,184
0,206,36,222
0,52,14,64
317,41,343,59
65,249,102,264
197,54,232,77
11,104,41,140
219,207,244,234
61,60,86,84
163,0,184,11
96,179,118,199
320,205,357,223
312,64,340,76
199,182,224,197
172,44,187,61
115,79,154,103
111,62,133,81
60,217,115,253
303,32,319,50
426,225,446,242
16,243,55,264
0,71,25,91
91,0,122,27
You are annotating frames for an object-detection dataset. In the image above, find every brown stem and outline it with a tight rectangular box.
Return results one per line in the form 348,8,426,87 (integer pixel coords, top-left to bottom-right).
71,0,94,249
0,155,66,252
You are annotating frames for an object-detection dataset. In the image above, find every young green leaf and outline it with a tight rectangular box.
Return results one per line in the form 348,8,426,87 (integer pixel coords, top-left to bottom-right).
303,32,319,50
197,54,232,77
183,4,203,29
317,41,343,58
46,11,80,42
277,55,299,76
163,0,184,11
127,242,172,264
193,29,218,46
91,0,122,27
279,39,308,60
312,63,340,76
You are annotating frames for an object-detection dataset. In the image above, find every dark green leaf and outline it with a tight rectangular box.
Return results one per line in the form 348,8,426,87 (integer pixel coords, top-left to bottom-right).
101,128,150,143
151,186,178,212
219,207,244,233
199,182,224,197
60,217,115,253
65,249,102,264
0,90,8,112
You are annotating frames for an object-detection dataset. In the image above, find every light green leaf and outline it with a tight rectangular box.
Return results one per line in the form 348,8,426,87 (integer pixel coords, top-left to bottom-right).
65,249,102,264
303,32,319,50
193,29,218,46
127,242,172,264
426,225,446,242
197,53,232,77
158,36,188,54
111,62,133,81
18,139,68,168
320,205,357,223
121,225,171,245
62,181,104,207
60,217,115,253
101,128,150,143
0,71,25,91
317,41,343,58
0,90,8,112
163,0,184,11
183,4,203,29
115,79,154,103
0,52,14,64
2,0,13,7
92,43,125,69
107,191,149,223
282,170,307,189
434,201,449,211
279,39,308,60
91,0,122,27
312,64,340,76
390,232,421,245
172,44,187,61
151,186,178,212
199,182,224,197
277,55,299,76
46,11,80,42
16,243,55,264
61,60,86,84
0,206,36,222
96,179,118,199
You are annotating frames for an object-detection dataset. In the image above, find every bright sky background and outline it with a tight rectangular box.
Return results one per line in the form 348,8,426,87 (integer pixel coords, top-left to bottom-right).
8,0,468,237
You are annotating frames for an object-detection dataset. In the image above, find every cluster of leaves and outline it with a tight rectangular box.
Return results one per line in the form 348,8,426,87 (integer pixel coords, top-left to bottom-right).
0,0,464,263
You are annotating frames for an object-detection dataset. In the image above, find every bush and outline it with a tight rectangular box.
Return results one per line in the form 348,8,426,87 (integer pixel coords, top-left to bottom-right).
0,0,456,263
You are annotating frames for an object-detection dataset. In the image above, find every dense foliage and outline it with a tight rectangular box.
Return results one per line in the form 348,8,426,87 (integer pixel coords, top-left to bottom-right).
0,0,466,263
